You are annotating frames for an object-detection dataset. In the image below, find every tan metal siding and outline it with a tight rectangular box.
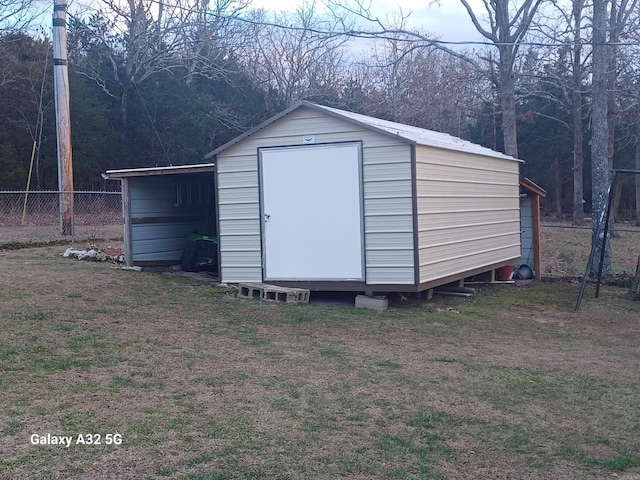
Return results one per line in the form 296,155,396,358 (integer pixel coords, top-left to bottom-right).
364,180,412,198
216,106,415,285
419,196,519,212
217,170,258,186
363,143,414,284
366,232,414,249
414,151,517,172
366,269,416,284
218,202,258,220
417,209,516,229
416,180,516,197
219,234,260,251
366,250,414,264
221,266,263,283
216,151,262,283
419,222,521,246
416,145,521,284
216,155,256,173
217,186,259,203
364,196,413,215
220,108,405,158
365,214,413,233
420,246,521,282
218,219,260,234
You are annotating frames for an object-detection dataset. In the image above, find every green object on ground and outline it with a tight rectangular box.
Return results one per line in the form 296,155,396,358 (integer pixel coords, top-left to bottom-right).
187,233,218,244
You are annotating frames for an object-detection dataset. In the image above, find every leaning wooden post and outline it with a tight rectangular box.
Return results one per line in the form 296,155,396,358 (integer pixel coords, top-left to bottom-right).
626,255,640,301
53,0,74,235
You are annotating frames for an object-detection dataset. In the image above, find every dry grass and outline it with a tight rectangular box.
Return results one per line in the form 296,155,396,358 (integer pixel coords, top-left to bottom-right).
540,221,640,278
0,245,639,479
0,224,123,248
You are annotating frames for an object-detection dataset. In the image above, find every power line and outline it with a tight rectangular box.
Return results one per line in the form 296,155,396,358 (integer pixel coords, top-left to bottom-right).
135,0,640,49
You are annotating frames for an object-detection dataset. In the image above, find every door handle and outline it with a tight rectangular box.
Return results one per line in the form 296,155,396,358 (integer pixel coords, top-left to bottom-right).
264,213,270,222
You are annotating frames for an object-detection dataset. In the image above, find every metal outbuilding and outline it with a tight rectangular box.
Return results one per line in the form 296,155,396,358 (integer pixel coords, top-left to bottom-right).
519,178,547,281
104,163,216,265
106,101,525,293
207,101,523,292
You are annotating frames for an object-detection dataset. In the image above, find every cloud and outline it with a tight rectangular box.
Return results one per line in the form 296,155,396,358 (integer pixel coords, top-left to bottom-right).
249,0,488,44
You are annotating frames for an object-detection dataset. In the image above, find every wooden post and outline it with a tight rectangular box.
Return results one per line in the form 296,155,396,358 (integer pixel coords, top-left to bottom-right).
53,0,74,235
533,193,542,281
625,255,640,301
121,179,133,266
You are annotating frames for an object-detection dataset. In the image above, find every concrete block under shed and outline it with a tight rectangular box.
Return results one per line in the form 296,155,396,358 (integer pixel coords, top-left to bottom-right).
355,295,388,312
263,285,310,304
238,283,264,300
238,283,310,304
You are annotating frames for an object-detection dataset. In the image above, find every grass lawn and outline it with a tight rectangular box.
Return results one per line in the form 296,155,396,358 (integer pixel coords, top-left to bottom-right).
540,220,640,277
1,245,639,479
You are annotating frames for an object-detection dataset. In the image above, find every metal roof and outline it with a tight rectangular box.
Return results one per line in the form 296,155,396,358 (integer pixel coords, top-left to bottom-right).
205,101,521,162
311,103,521,161
103,163,215,179
520,177,547,197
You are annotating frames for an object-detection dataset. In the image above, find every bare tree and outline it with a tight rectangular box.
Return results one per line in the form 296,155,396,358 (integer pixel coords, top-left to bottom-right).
355,35,489,138
0,0,38,35
636,115,640,226
1,0,42,88
570,0,586,226
69,0,249,133
590,0,612,277
458,0,545,158
540,0,588,225
176,0,251,83
328,0,543,158
606,0,638,165
241,1,350,108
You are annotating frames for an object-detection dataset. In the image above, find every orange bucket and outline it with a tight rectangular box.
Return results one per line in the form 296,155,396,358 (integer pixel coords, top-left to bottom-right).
496,265,514,281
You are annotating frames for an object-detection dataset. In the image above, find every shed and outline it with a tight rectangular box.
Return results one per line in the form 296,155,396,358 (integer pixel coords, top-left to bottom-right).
205,101,523,293
104,163,216,265
519,177,547,281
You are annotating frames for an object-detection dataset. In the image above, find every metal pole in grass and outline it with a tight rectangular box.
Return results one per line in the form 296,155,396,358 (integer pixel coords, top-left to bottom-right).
595,171,617,298
21,141,37,226
575,173,615,310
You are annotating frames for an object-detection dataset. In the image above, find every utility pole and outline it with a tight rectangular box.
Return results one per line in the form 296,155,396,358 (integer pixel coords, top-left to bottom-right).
53,0,74,235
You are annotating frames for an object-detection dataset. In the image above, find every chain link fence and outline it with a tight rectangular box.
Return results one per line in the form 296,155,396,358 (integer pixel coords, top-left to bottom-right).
0,191,123,246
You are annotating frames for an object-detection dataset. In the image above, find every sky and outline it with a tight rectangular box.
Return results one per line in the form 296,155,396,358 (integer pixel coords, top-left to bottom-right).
250,0,488,44
57,0,488,46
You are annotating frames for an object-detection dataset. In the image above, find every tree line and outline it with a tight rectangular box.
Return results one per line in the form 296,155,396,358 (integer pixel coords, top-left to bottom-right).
1,0,639,232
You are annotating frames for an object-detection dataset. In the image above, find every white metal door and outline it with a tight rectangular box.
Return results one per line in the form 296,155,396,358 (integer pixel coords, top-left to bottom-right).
260,143,364,281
